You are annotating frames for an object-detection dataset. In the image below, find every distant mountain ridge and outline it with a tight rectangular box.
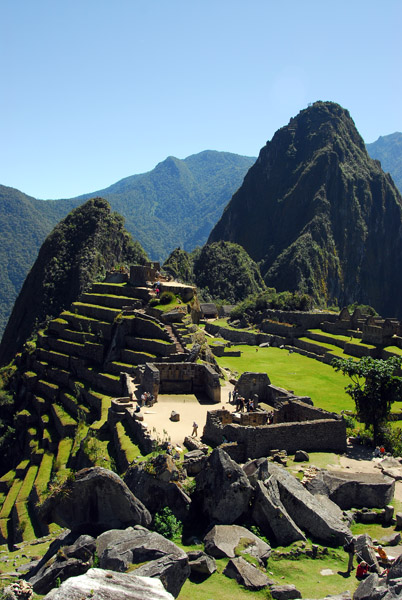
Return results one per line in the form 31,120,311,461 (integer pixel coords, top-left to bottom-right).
366,132,402,193
0,150,255,338
208,102,402,318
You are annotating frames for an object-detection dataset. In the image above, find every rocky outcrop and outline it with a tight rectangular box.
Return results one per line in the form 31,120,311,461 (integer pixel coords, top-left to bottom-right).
306,470,395,509
42,568,175,599
96,526,189,598
187,550,216,576
208,101,402,317
268,464,351,545
203,524,271,564
223,556,273,590
28,535,96,594
124,460,191,521
194,448,253,524
251,480,306,546
39,467,151,535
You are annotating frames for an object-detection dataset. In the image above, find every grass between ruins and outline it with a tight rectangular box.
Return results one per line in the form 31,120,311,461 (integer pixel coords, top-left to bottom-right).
214,344,354,413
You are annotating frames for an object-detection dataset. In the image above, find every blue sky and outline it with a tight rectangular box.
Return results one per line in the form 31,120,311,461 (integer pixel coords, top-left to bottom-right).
1,0,401,199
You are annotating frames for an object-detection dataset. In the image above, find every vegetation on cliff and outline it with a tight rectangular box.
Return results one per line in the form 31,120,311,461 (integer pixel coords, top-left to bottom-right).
163,241,266,304
208,101,402,318
0,198,147,366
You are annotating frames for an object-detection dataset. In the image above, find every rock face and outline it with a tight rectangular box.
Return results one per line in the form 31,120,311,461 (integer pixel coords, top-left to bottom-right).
124,461,191,521
268,464,351,546
39,467,151,535
96,526,189,598
194,448,253,524
42,568,175,599
306,470,395,509
251,480,306,546
208,101,402,317
203,524,271,564
28,534,96,594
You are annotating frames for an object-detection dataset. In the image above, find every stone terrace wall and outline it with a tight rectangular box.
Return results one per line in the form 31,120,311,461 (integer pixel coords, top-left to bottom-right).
263,310,338,329
205,323,277,346
203,410,347,458
274,400,340,423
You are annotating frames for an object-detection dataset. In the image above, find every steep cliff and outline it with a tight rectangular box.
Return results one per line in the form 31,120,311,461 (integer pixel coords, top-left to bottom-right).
208,101,402,316
0,198,147,365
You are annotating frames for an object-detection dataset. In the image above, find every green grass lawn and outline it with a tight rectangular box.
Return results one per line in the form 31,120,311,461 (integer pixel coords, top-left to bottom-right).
215,345,354,413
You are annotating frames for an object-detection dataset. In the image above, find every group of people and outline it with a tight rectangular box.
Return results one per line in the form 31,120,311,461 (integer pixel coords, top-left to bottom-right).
344,537,392,580
140,391,155,407
229,389,259,413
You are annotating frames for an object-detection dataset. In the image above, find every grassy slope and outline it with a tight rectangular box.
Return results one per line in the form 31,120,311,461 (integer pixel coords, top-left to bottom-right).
215,345,354,413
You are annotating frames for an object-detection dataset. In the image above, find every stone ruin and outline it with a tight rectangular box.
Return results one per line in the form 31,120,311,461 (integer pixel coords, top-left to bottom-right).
202,371,346,461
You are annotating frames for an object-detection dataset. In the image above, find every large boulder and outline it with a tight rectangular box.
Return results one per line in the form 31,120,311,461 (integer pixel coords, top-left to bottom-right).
97,526,189,598
187,550,216,576
355,534,381,575
203,524,271,565
251,480,306,546
223,557,273,590
194,448,253,524
306,470,395,509
270,584,302,600
42,568,174,599
28,535,96,594
39,467,151,535
269,464,352,546
124,462,191,521
353,573,386,600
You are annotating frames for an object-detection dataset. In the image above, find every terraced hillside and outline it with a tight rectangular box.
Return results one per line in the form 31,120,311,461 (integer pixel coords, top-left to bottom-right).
0,279,189,546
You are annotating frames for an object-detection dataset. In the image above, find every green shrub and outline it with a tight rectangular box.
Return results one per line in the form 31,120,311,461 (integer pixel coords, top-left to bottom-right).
152,507,182,540
159,291,175,305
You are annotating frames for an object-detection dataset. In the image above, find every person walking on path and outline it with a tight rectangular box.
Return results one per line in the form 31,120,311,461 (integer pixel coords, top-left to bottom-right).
191,421,198,437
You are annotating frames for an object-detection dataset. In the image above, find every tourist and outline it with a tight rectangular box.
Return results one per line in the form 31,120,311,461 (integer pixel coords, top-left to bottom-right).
374,446,381,458
140,392,146,407
344,537,355,574
356,561,369,580
228,390,232,403
380,446,386,457
192,421,198,437
372,544,389,564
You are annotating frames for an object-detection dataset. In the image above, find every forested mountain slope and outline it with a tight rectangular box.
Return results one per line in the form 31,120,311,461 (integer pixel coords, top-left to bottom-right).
0,198,147,365
208,102,402,317
0,151,254,339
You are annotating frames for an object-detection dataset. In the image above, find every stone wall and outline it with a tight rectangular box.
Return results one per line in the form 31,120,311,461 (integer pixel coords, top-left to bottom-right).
261,322,303,338
125,336,175,357
205,323,276,346
236,372,271,402
140,362,221,404
203,408,347,459
262,310,338,329
273,400,340,423
130,265,157,285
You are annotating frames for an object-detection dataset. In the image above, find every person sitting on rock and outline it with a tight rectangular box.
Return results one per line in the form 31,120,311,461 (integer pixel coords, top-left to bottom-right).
356,561,369,580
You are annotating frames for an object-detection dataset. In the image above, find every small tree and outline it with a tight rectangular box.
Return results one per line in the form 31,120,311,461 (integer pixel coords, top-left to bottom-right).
332,356,402,444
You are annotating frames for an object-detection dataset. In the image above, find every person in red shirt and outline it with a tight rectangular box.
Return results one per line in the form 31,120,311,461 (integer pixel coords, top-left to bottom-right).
356,562,369,580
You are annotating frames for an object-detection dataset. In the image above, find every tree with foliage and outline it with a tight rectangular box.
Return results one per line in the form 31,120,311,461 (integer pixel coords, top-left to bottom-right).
332,356,402,444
